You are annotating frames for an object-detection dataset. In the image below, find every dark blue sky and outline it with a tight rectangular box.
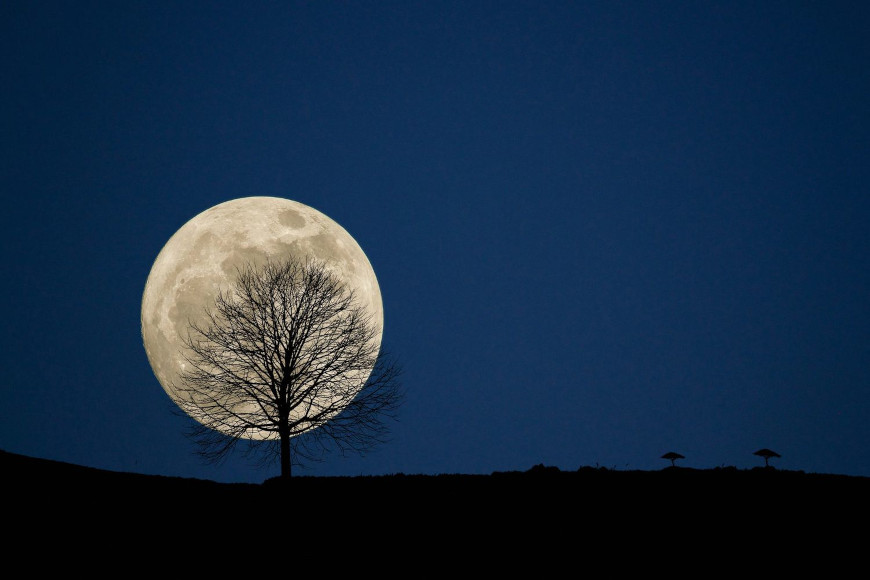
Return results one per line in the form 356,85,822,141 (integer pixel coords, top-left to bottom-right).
2,2,868,483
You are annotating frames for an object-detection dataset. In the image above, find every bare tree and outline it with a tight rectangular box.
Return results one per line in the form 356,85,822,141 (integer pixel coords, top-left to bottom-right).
175,257,402,480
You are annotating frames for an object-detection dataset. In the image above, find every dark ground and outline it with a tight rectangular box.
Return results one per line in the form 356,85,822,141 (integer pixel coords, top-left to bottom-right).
4,448,866,564
0,451,870,578
0,451,870,540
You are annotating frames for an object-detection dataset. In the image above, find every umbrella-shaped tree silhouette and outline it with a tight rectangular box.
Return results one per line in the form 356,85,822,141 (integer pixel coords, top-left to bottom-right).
661,452,685,467
753,448,781,468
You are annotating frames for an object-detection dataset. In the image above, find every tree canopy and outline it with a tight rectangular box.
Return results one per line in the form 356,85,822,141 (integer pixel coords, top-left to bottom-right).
175,257,402,478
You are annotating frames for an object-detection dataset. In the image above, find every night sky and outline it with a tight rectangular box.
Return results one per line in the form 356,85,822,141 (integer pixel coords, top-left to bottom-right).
2,2,868,484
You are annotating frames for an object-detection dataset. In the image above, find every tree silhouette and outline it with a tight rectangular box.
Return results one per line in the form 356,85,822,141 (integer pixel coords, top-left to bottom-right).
753,448,781,468
176,257,402,480
661,452,684,467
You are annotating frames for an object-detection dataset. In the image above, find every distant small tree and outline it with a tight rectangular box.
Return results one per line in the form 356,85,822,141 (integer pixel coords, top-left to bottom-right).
176,257,403,480
753,448,781,468
661,452,685,467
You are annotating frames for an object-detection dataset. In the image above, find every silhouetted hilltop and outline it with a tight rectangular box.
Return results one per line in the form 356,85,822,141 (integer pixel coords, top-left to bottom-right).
5,449,867,541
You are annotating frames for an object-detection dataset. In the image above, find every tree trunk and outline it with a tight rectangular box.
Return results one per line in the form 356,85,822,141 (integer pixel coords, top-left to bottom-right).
279,421,291,479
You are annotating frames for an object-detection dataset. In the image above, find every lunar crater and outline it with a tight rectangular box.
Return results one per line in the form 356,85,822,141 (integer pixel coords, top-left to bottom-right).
279,209,306,229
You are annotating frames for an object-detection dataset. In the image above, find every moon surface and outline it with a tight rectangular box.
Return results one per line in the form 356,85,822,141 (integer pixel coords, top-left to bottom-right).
141,197,383,438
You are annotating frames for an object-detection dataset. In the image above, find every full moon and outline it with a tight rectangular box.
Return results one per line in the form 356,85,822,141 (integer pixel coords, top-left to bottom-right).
141,197,383,438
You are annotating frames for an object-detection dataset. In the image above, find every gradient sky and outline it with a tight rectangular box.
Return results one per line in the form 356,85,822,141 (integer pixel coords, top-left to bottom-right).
2,2,868,483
